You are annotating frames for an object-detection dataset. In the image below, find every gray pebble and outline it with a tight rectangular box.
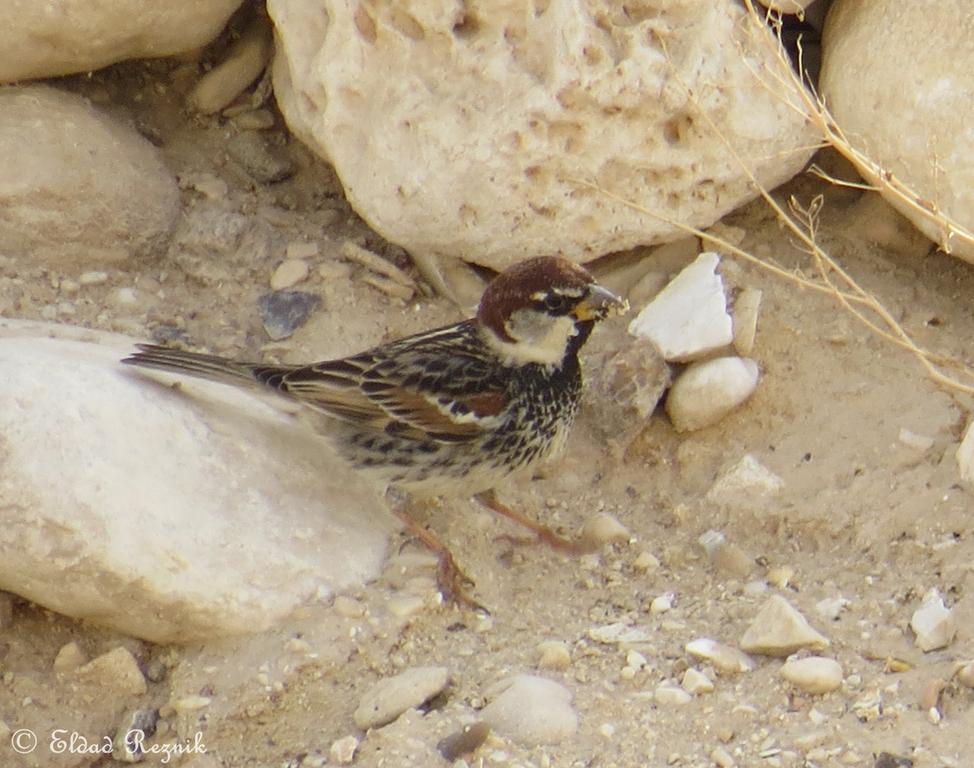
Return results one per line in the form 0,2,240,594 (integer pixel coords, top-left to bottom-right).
227,131,296,184
257,290,320,340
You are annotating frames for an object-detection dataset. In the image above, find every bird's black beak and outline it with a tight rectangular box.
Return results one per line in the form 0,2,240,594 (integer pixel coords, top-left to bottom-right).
572,284,629,322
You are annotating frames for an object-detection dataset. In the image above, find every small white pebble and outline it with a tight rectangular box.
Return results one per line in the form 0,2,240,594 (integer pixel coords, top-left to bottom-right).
536,640,572,671
112,287,139,306
626,650,647,669
654,683,692,707
287,241,320,260
599,723,616,738
579,513,630,548
285,638,312,654
385,595,427,618
79,270,109,286
329,735,359,765
60,278,80,294
632,551,660,572
766,566,795,588
270,259,310,290
333,595,366,618
780,657,843,694
807,708,827,726
318,261,353,281
711,745,737,768
650,592,674,614
172,695,211,713
955,662,974,688
682,667,714,695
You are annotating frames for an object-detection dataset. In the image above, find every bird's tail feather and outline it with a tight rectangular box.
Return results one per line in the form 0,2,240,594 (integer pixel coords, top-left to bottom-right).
121,344,260,388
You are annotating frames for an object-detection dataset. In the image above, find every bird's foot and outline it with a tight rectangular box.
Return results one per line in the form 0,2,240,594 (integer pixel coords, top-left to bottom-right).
393,505,488,614
474,490,593,555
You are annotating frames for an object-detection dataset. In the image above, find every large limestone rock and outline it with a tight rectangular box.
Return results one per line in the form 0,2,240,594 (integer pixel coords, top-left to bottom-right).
0,320,395,643
269,0,817,270
0,86,180,267
820,1,974,261
0,0,243,83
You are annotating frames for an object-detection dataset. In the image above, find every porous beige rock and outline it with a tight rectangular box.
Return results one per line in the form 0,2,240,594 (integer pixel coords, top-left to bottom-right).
0,86,179,268
0,0,242,83
820,1,974,262
269,0,817,270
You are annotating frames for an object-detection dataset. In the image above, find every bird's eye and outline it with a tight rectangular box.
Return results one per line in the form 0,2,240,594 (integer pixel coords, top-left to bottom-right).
542,293,570,314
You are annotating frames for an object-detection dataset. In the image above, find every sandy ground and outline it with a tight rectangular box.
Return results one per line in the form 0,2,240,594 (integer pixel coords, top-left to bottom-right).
1,52,974,768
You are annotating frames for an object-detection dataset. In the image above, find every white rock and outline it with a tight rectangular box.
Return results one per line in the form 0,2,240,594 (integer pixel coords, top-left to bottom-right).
685,638,756,674
731,288,762,356
269,2,816,269
957,417,974,482
0,1,242,82
354,666,449,730
820,1,974,262
0,319,394,643
588,623,650,645
740,596,829,657
654,683,692,707
706,454,784,507
536,641,572,671
910,588,957,652
270,258,310,290
628,253,733,362
666,356,760,432
79,270,110,286
0,86,179,268
481,675,577,746
780,657,843,694
329,735,359,765
53,642,87,674
650,593,674,615
681,668,714,695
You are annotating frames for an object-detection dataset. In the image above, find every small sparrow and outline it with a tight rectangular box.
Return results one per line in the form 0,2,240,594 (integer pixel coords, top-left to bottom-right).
123,256,627,607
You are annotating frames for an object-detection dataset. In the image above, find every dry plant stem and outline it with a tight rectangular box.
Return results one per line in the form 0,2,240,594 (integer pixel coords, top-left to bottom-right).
741,0,974,257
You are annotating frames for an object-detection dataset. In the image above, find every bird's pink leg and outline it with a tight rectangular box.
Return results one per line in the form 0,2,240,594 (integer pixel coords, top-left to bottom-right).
474,489,590,554
393,506,486,612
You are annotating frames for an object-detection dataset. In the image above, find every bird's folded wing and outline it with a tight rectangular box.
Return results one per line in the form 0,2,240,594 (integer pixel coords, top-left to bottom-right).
259,349,509,444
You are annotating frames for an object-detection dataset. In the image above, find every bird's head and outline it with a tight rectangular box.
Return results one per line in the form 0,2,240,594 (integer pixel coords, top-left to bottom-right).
476,256,628,366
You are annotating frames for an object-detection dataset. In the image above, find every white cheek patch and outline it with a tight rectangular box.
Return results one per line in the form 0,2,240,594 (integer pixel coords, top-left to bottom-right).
484,311,578,366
